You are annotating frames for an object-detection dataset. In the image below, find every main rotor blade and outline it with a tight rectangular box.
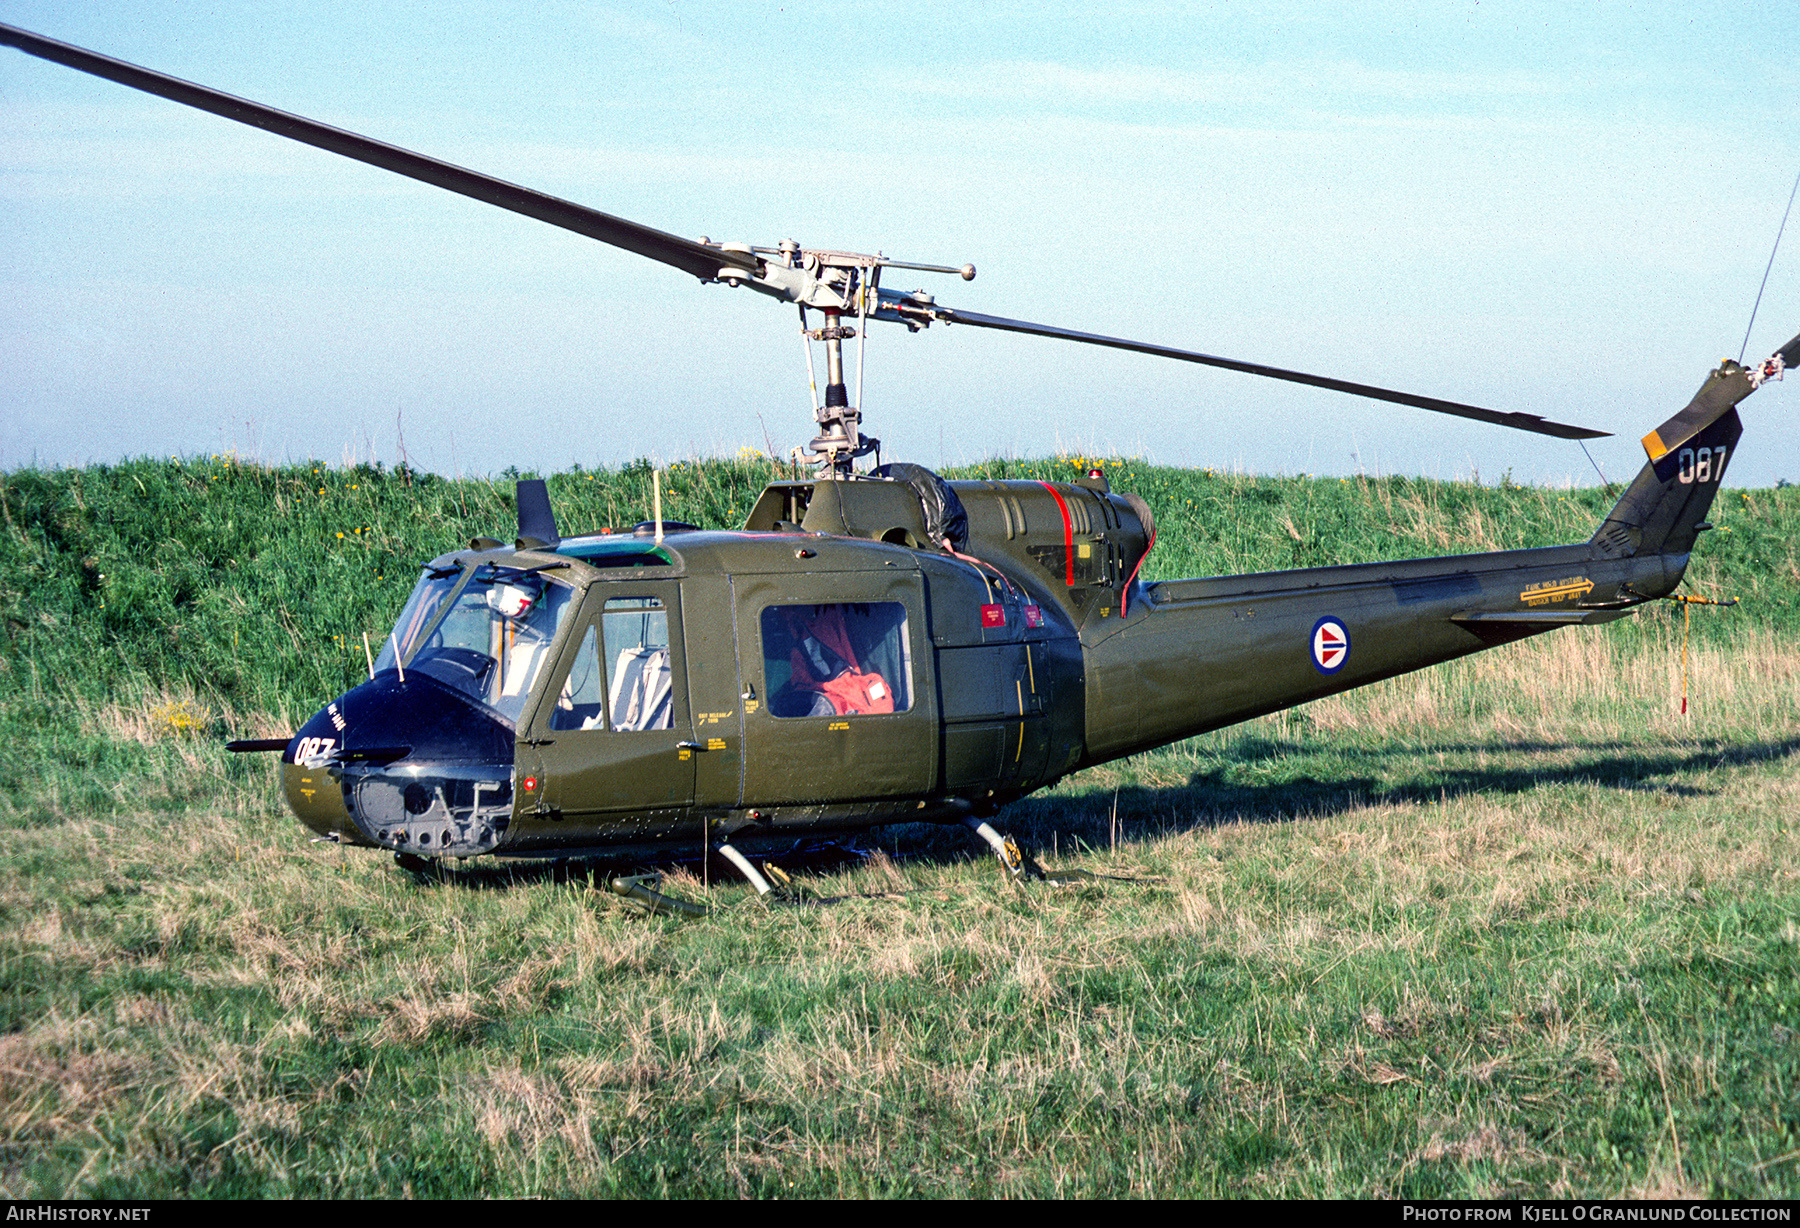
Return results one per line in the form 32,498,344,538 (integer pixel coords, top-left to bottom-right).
932,306,1610,440
0,23,753,283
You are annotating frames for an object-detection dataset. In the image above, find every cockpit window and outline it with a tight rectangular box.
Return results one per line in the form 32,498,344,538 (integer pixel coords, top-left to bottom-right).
550,597,674,732
377,564,577,725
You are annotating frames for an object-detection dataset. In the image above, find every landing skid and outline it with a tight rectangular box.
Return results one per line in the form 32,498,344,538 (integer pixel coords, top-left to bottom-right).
961,817,1099,886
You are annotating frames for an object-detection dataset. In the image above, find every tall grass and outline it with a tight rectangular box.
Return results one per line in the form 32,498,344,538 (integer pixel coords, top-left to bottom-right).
3,627,1797,1197
2,456,1797,1196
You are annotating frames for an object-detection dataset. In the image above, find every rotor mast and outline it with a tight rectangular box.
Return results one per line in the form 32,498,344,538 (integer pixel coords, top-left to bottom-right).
753,243,976,477
809,303,867,474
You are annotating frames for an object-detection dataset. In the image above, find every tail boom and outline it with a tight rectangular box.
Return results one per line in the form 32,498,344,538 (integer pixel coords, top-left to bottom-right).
1074,343,1799,768
1077,540,1658,766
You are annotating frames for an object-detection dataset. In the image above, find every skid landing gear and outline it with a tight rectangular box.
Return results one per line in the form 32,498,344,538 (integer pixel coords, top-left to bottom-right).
962,817,1100,887
717,842,776,896
602,842,802,917
606,872,709,917
393,851,478,881
716,842,808,903
598,842,804,919
963,817,1039,881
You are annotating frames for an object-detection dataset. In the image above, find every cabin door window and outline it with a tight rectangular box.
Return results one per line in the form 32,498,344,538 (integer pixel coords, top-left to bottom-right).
759,602,912,718
520,584,694,840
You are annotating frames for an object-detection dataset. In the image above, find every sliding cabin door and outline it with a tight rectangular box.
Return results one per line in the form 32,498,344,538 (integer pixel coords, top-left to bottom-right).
732,571,936,807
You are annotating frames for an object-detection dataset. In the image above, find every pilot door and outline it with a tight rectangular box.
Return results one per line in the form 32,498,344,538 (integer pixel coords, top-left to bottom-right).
517,581,696,849
734,571,936,807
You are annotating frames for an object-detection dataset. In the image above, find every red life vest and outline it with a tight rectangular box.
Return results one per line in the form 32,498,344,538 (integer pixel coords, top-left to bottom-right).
813,667,894,715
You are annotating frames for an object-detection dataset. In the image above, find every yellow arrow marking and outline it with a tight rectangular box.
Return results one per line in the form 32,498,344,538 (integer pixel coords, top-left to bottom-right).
1520,576,1595,606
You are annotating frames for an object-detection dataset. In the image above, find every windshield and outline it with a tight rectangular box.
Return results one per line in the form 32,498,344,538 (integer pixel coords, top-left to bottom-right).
376,563,578,725
378,567,462,668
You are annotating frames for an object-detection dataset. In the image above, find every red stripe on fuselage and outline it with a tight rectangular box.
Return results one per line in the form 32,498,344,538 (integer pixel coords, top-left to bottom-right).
1037,481,1075,587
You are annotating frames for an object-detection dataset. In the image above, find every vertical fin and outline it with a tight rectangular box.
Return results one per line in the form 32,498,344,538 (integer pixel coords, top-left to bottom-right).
1593,359,1757,559
1598,328,1800,559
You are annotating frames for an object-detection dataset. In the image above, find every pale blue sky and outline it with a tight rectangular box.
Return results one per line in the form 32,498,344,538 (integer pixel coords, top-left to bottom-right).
5,1,1799,486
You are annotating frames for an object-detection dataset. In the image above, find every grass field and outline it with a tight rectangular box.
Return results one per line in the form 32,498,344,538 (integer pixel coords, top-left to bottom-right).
2,458,1797,1197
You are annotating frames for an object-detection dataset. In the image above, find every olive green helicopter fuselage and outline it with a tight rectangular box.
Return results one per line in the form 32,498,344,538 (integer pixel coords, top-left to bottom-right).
277,360,1761,865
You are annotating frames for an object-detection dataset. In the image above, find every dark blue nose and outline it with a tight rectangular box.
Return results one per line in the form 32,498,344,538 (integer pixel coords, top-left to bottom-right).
286,671,517,856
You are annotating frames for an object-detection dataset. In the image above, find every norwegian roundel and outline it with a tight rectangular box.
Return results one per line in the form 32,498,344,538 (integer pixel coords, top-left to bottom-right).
1311,616,1350,674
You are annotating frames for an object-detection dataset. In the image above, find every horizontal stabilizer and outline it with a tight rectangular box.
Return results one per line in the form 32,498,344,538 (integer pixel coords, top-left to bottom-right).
1451,609,1629,628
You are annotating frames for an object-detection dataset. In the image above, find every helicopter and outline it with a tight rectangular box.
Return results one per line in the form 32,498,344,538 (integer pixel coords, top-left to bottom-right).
5,22,1794,898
